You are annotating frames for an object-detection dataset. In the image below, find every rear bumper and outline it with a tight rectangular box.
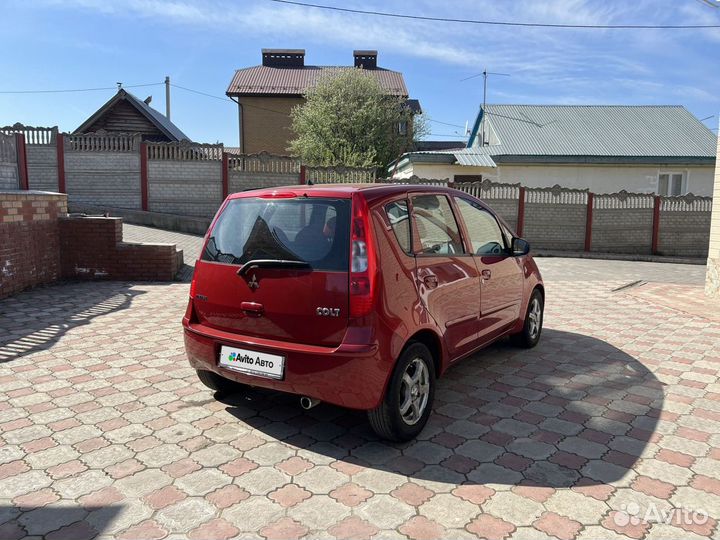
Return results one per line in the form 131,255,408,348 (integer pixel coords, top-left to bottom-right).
183,322,388,410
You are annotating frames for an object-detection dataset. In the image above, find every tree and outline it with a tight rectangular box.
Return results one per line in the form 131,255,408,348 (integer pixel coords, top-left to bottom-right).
288,68,426,170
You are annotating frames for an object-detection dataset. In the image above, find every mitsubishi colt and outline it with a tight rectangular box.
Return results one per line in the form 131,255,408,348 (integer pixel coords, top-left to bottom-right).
183,184,544,441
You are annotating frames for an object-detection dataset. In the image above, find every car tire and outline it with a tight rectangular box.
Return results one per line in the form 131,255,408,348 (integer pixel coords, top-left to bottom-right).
196,369,242,396
367,342,436,442
511,289,544,349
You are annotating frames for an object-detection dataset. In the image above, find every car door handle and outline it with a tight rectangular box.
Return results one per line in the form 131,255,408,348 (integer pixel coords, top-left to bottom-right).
423,275,439,289
240,301,264,316
481,269,492,279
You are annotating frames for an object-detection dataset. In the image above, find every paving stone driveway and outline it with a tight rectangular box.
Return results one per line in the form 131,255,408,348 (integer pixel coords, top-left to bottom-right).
0,227,718,539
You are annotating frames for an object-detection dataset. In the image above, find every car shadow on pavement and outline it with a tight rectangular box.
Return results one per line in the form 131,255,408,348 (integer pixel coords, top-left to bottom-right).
0,282,145,363
0,505,123,539
224,329,662,489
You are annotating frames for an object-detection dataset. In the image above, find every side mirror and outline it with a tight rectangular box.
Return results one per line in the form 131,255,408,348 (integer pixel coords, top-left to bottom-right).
512,237,530,256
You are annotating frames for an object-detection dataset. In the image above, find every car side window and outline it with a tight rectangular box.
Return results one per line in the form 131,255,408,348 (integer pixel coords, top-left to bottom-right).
384,199,411,253
410,194,464,255
455,197,507,256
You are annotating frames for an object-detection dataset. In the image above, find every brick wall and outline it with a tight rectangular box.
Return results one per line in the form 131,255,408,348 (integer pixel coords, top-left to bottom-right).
524,203,587,251
706,134,720,296
0,192,67,299
0,163,17,191
148,160,222,218
65,149,141,209
239,96,303,155
59,217,181,281
27,145,59,192
658,209,711,258
0,134,18,191
229,170,299,193
592,208,653,254
483,199,518,230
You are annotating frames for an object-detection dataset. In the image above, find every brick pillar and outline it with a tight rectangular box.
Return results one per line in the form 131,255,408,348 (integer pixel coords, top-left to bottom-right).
56,134,66,193
584,192,594,252
222,152,229,199
299,165,307,185
516,186,526,237
140,142,149,211
15,133,28,190
651,195,661,255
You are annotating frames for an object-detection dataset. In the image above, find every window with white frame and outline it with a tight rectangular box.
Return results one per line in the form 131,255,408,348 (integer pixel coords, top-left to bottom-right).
657,172,685,196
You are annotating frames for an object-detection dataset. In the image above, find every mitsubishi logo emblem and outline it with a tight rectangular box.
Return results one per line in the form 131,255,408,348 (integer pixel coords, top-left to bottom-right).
247,274,259,290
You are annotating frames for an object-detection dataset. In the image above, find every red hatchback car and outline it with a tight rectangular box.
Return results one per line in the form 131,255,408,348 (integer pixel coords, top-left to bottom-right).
183,184,544,441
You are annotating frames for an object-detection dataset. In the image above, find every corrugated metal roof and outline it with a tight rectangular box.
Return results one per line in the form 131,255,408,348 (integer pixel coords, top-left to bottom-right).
473,105,716,158
227,66,408,96
405,148,497,167
453,149,497,167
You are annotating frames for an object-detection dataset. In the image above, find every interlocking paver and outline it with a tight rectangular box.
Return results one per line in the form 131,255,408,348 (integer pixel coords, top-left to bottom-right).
1,240,719,539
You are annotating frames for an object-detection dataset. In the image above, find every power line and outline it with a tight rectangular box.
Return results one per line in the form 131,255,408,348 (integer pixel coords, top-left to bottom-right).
267,0,720,29
428,118,465,128
170,83,290,116
429,133,468,138
0,82,163,94
170,83,232,102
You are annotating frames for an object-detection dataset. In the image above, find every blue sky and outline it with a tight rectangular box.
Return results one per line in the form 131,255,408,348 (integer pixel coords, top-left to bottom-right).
1,0,719,145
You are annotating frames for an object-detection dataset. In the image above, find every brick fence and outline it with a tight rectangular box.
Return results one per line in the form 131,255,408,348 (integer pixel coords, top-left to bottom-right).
389,177,713,258
0,191,182,299
0,125,376,220
0,124,713,259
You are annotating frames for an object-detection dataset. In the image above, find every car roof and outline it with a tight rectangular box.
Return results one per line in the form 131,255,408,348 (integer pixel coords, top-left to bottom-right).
227,183,461,202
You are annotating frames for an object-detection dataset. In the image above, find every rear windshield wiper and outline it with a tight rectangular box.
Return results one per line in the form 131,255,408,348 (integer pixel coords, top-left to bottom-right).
237,259,311,277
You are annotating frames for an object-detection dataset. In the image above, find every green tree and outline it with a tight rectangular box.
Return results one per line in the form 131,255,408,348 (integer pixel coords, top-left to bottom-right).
288,68,426,169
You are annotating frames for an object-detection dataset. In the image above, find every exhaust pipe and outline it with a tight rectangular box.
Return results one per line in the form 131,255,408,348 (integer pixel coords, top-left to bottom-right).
300,396,320,410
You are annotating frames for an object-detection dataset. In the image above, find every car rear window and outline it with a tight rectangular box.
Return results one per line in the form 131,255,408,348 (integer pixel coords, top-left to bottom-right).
202,198,350,271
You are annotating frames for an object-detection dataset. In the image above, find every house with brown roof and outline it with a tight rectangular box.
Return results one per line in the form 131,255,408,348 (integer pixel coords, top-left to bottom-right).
226,49,420,154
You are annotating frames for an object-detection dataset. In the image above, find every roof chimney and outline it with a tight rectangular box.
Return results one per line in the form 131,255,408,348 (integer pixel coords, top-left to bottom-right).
353,50,377,69
262,49,305,68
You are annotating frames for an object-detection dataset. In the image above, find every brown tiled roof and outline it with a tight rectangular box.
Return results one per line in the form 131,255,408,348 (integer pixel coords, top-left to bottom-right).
226,66,408,97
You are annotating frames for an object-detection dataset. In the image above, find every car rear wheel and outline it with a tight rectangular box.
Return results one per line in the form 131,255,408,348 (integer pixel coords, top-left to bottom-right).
511,289,544,348
196,369,243,396
367,342,436,442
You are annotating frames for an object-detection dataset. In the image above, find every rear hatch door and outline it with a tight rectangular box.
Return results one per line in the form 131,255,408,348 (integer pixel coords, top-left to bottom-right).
192,195,350,347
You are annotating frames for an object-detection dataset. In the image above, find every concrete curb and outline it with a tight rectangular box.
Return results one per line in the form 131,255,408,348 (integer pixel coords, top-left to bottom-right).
68,204,211,236
534,250,706,265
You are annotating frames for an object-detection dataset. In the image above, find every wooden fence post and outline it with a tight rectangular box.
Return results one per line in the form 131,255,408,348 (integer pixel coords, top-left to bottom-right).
222,152,229,200
56,134,66,193
15,133,28,190
651,195,661,255
584,192,594,252
516,186,526,237
140,142,149,211
299,164,306,185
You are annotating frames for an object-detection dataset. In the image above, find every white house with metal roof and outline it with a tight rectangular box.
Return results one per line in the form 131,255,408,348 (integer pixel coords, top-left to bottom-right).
391,105,717,196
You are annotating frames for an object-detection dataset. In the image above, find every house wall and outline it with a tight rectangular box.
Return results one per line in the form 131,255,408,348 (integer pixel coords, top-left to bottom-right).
495,163,714,196
239,96,303,155
394,162,714,196
82,99,167,141
706,134,720,296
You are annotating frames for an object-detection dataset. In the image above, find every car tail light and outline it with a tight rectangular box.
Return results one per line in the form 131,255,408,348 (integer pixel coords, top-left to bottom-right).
189,273,197,299
349,195,376,318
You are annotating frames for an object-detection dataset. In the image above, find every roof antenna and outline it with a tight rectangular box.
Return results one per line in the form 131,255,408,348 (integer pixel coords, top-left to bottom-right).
480,70,510,145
